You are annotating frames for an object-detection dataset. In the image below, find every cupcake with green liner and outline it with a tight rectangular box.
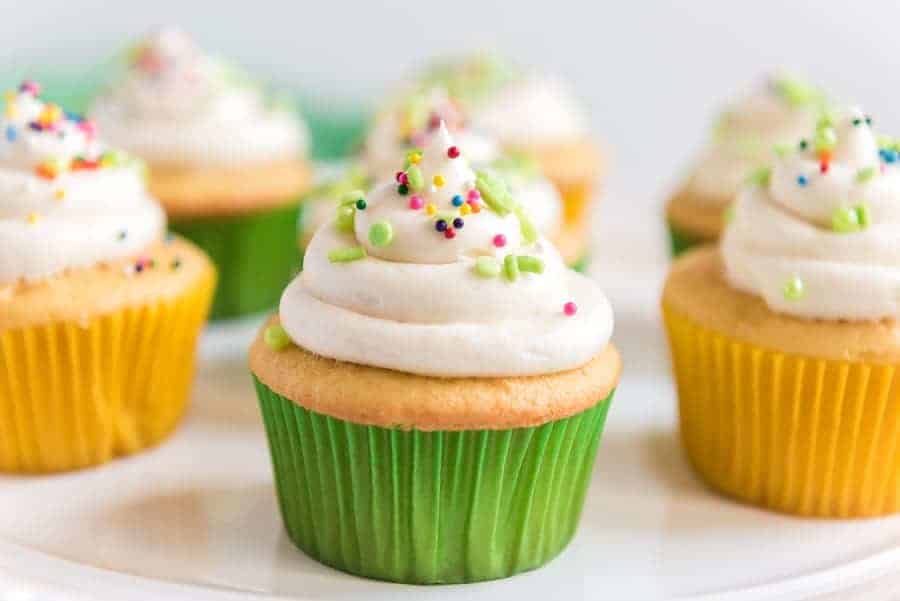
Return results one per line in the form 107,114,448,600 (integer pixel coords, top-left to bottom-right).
0,81,215,473
302,88,588,266
91,27,312,319
666,73,826,256
251,122,621,583
663,107,900,517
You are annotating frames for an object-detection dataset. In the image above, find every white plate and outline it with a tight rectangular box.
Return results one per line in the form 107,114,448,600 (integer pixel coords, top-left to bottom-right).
2,210,900,601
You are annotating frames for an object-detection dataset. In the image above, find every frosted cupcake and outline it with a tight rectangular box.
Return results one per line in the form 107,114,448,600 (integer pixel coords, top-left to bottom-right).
0,82,215,473
91,28,311,319
404,53,602,241
251,123,620,583
663,108,900,517
666,73,825,256
303,88,588,266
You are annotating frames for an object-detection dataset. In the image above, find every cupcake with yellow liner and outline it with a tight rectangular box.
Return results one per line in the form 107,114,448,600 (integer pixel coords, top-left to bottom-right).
303,88,588,267
662,107,900,518
0,81,215,473
91,28,311,320
402,53,602,239
667,73,826,256
250,123,620,583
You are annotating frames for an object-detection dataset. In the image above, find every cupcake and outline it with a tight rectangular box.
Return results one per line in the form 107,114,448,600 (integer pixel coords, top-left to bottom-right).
302,88,588,267
91,28,311,320
666,73,825,256
404,53,602,249
0,82,215,473
250,123,620,583
663,107,900,517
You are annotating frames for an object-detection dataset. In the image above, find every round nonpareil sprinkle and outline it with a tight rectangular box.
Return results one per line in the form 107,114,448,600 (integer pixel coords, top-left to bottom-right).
563,302,577,316
264,324,292,351
447,145,460,159
452,217,464,229
409,195,424,210
493,234,507,248
452,194,464,207
368,221,394,247
433,174,445,188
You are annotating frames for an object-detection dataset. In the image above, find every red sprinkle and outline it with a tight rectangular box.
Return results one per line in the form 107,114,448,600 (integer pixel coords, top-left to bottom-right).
492,234,507,248
444,228,456,239
447,145,460,159
564,302,578,316
820,161,830,174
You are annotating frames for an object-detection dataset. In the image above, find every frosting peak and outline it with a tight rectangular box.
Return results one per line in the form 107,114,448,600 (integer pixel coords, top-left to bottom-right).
280,125,612,377
723,107,900,320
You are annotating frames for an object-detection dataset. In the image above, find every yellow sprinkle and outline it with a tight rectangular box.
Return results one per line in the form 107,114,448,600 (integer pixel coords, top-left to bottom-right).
39,103,62,125
408,152,422,165
3,90,14,102
54,189,66,201
26,212,41,224
459,203,472,216
4,102,17,119
433,174,445,187
425,203,437,216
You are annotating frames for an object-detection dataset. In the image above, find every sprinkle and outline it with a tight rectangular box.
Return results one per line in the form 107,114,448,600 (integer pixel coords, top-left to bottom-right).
773,143,792,158
474,256,501,278
433,174,446,188
857,167,877,183
517,255,545,274
355,198,367,210
514,206,538,245
35,158,68,180
4,125,16,141
447,145,460,159
19,80,40,96
77,120,97,141
796,174,809,187
264,324,292,351
395,171,405,183
475,170,514,216
444,228,456,239
409,195,424,210
38,103,62,127
328,246,367,263
117,230,128,241
503,254,519,282
406,165,424,191
435,219,448,232
493,234,507,248
452,194,464,207
747,166,771,187
459,203,472,215
170,257,182,271
4,102,16,119
368,221,394,247
798,139,808,151
814,126,837,152
783,276,805,301
26,212,40,224
563,302,578,316
831,204,870,233
54,189,66,201
335,205,355,233
880,148,898,164
820,161,830,174
397,183,410,195
467,189,481,202
453,217,464,229
406,150,422,165
426,203,437,216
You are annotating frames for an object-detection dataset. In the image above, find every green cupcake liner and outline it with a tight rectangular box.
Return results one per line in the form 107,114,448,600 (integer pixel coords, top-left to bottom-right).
668,221,711,258
169,203,302,320
253,375,614,584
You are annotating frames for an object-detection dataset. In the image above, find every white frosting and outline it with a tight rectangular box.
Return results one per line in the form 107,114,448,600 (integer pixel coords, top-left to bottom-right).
0,88,164,284
723,107,900,320
684,74,822,205
470,75,590,147
282,124,612,377
91,27,307,167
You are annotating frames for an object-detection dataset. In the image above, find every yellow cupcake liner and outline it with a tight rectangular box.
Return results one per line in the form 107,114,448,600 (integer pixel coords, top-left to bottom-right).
0,273,214,474
555,179,594,226
664,305,900,518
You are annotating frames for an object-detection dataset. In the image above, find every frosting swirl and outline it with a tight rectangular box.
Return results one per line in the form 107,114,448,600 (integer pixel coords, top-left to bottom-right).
723,107,900,320
91,27,307,166
0,83,164,284
684,73,824,205
282,123,612,377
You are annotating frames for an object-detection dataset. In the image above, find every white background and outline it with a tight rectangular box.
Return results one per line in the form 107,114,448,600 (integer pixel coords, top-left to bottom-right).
1,0,898,207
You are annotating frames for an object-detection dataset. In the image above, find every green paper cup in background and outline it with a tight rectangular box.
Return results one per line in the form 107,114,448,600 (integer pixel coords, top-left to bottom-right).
667,221,710,258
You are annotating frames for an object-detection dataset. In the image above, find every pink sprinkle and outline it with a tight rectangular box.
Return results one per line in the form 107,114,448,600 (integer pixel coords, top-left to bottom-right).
428,114,442,130
409,195,424,210
78,119,97,140
395,171,404,182
399,172,409,186
467,189,481,202
19,80,41,96
492,234,507,248
564,302,578,316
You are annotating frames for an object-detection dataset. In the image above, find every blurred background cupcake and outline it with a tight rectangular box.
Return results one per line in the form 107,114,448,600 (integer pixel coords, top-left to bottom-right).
90,27,311,320
0,82,215,473
665,72,826,256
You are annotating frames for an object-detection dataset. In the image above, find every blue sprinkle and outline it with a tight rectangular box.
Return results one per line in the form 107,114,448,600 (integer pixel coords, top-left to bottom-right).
796,174,809,187
451,194,464,207
5,125,16,142
880,148,898,164
65,111,83,123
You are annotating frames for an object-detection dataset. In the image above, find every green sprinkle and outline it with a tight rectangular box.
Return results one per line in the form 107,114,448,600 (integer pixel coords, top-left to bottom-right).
783,276,805,301
514,205,538,244
517,255,545,274
814,126,837,152
335,205,355,233
773,143,793,158
503,254,519,282
474,256,501,278
264,324,292,351
831,204,870,234
328,246,367,263
747,166,772,187
476,170,515,216
774,76,823,108
341,189,366,206
406,165,424,192
856,166,877,183
368,221,393,247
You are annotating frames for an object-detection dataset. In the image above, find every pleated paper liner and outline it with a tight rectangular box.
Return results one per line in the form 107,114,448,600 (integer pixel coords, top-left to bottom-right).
664,305,900,518
0,272,214,474
254,376,614,584
169,202,302,320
